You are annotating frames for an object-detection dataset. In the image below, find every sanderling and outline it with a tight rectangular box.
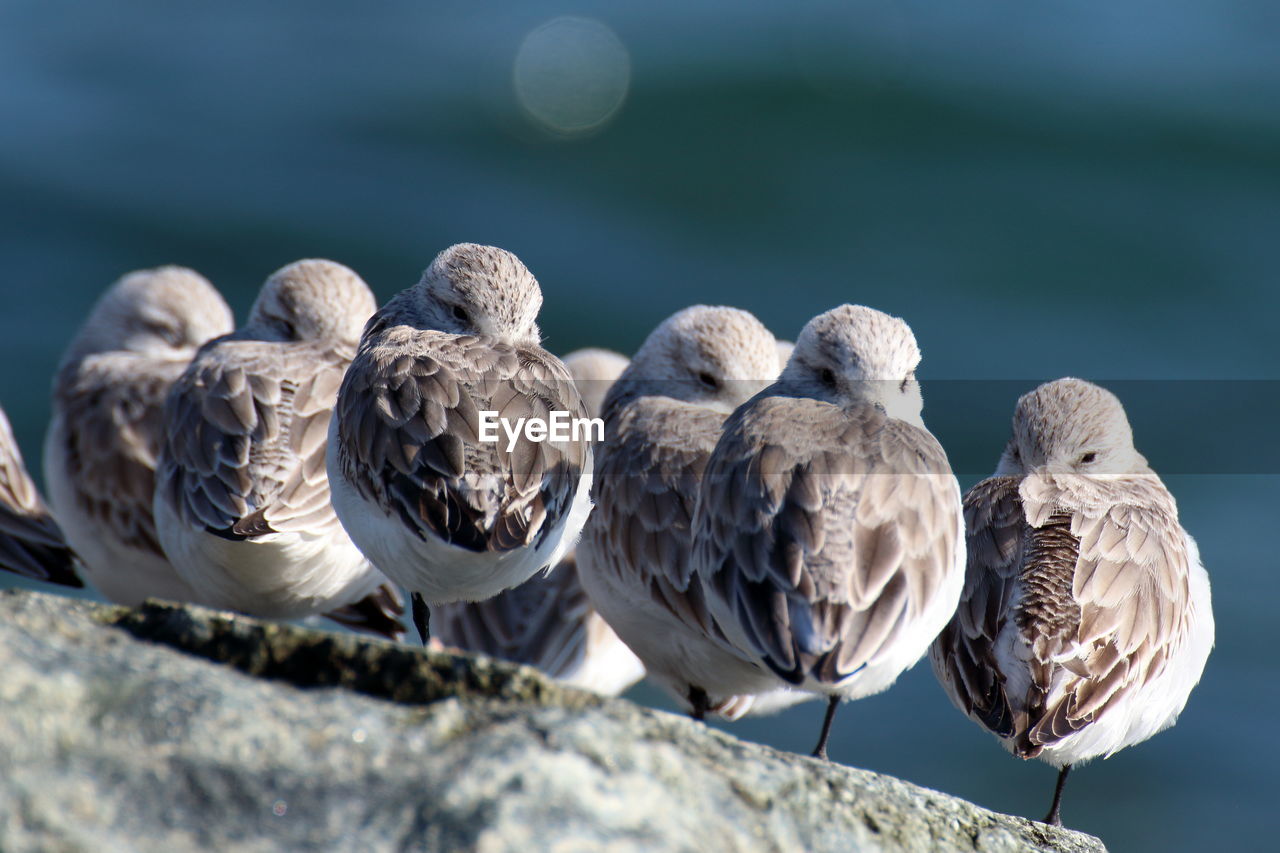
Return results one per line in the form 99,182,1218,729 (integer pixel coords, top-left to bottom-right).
431,347,644,694
930,378,1214,825
0,404,80,587
775,339,795,371
693,304,965,758
327,243,593,643
432,550,644,693
559,347,630,419
576,305,807,719
153,259,400,632
44,266,234,605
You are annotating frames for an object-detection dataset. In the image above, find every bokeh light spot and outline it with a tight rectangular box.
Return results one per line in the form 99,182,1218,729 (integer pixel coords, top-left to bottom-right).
513,17,630,137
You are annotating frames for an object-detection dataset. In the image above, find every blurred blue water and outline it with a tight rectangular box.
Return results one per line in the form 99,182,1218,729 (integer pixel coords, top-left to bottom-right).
1,1,1275,848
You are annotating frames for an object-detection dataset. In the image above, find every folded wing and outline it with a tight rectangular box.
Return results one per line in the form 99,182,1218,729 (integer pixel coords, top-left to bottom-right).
699,399,960,686
334,332,590,554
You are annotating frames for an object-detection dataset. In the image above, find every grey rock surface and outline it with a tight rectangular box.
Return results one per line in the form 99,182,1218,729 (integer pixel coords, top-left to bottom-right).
0,589,1106,852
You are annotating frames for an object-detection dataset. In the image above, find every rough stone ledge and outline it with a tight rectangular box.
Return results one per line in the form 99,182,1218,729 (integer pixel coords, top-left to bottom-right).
0,588,1106,853
105,594,599,712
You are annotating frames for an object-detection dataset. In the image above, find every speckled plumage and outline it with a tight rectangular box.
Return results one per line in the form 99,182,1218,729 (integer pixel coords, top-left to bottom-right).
695,306,963,698
692,305,965,753
431,348,643,694
0,404,80,587
327,244,593,632
577,306,806,718
154,260,396,629
45,266,234,605
930,378,1214,824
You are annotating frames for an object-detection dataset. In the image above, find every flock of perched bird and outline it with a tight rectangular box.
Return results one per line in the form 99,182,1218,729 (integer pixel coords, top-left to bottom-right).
0,243,1213,828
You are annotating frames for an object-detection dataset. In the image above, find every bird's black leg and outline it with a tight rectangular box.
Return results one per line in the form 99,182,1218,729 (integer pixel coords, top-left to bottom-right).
1042,764,1072,827
811,695,840,760
412,593,431,646
688,686,711,722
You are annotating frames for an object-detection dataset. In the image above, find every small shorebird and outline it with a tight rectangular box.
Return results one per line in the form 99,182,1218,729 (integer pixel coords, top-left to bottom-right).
153,260,398,632
327,243,593,643
45,266,234,605
693,305,965,758
0,404,81,587
930,378,1214,826
432,549,645,694
431,347,644,695
577,306,807,719
774,339,795,371
557,348,631,418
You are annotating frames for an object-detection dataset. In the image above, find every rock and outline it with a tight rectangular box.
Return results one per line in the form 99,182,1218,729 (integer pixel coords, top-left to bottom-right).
0,589,1106,852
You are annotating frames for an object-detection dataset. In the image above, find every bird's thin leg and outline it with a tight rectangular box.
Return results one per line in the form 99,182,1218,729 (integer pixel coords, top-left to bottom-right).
1042,764,1072,827
687,686,710,721
811,696,840,760
412,593,431,646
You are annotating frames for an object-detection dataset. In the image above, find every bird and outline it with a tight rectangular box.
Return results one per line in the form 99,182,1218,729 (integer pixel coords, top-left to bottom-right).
576,305,808,719
327,243,593,644
0,403,81,587
430,347,644,694
153,259,399,631
775,339,795,371
929,378,1214,826
431,550,644,694
44,266,235,605
555,348,630,418
692,304,965,759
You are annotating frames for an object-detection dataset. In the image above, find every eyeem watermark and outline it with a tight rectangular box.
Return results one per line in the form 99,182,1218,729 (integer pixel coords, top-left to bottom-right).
478,410,604,451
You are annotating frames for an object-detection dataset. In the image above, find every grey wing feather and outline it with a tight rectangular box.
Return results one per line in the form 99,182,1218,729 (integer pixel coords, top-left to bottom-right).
1021,478,1193,755
433,553,592,676
158,341,350,540
932,476,1025,738
588,397,725,634
935,473,1194,757
0,409,81,586
53,354,178,558
325,583,406,641
334,331,590,553
699,398,960,686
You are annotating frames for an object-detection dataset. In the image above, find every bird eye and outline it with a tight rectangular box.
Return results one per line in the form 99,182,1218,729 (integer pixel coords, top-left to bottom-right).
1080,452,1098,465
697,371,719,390
142,319,181,347
820,368,836,387
452,305,469,324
